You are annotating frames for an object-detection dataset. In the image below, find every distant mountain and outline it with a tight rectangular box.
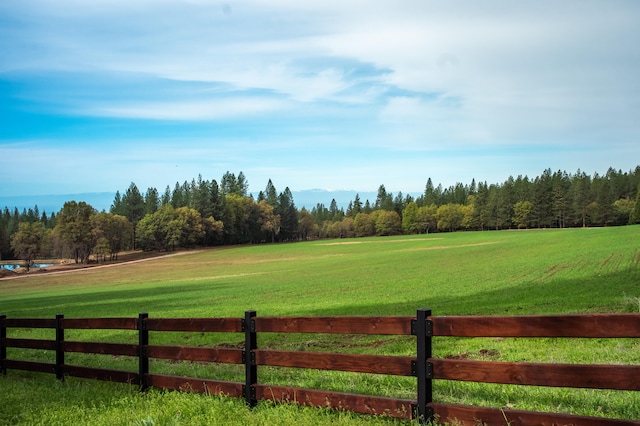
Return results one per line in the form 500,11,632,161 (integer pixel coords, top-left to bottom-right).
0,189,421,215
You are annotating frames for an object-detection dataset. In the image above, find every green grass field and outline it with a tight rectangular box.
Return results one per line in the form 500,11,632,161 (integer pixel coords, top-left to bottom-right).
2,227,640,424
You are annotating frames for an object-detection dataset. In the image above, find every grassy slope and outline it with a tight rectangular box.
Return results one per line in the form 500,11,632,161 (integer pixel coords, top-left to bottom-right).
4,226,640,318
2,226,640,424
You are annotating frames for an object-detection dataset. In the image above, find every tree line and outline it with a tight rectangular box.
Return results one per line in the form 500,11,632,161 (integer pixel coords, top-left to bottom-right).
2,167,640,266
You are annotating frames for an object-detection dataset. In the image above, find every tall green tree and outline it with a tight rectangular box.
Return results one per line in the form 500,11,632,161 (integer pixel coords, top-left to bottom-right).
353,213,375,237
350,194,363,217
471,181,490,230
171,181,185,208
375,185,393,211
298,208,318,240
121,183,145,248
551,170,572,228
55,201,96,263
417,205,438,234
423,178,438,206
512,201,533,229
221,171,249,196
278,187,298,241
264,179,279,208
0,208,12,259
193,175,213,218
10,222,47,271
374,210,402,236
257,200,280,243
91,212,133,260
572,170,592,227
144,187,160,215
402,202,420,234
630,185,640,225
436,203,464,232
532,169,553,228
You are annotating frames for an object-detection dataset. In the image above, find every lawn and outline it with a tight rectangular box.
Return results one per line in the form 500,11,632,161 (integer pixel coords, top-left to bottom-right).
2,227,640,424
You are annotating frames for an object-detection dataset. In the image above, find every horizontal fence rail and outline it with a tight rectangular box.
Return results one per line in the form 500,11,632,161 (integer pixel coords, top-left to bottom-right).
1,311,639,425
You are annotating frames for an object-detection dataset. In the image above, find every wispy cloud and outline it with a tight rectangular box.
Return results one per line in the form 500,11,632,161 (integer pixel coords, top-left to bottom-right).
1,1,639,197
87,97,289,121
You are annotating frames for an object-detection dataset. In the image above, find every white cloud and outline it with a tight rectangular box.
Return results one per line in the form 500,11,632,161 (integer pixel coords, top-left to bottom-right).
1,0,640,198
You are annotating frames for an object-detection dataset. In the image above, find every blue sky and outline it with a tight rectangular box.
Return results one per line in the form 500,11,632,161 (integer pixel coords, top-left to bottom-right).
2,1,640,200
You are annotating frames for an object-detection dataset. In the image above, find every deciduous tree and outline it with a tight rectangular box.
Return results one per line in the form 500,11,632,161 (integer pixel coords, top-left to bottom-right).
10,222,47,271
512,201,533,229
55,201,96,263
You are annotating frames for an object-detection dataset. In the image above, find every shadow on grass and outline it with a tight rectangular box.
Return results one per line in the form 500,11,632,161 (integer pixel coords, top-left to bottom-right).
3,265,640,319
301,267,640,317
2,280,237,318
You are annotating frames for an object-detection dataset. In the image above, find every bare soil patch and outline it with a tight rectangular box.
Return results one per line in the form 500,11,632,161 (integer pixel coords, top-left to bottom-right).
0,250,195,281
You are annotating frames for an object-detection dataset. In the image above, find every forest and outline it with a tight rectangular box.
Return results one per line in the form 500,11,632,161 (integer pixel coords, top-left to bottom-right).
2,167,640,266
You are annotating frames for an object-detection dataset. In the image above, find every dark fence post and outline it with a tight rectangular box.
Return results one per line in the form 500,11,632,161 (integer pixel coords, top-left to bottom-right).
1,314,6,375
243,310,257,407
138,313,149,391
413,308,433,424
55,314,64,381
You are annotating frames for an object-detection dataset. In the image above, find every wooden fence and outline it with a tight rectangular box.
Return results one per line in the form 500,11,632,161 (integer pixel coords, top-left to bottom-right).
1,310,639,425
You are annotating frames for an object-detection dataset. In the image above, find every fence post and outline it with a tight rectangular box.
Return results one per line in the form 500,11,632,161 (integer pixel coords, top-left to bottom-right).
55,314,64,381
1,314,6,375
413,308,433,424
243,310,257,407
138,313,149,391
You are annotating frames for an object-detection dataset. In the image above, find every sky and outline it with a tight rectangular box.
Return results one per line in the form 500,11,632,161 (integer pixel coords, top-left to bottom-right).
1,0,640,200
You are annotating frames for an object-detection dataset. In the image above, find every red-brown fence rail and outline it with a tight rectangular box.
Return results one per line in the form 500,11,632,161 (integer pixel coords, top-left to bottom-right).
1,310,639,425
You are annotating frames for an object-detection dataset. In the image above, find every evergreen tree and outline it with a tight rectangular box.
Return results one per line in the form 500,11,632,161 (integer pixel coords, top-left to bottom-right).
472,181,490,230
393,192,405,217
572,170,592,227
375,185,393,210
110,191,123,215
423,178,437,206
161,185,171,206
145,187,160,215
121,183,145,248
630,184,640,224
171,182,184,207
551,170,572,228
221,171,249,196
209,180,225,223
532,169,553,228
278,187,298,241
348,194,362,217
264,179,279,208
194,175,213,218
329,199,342,221
497,177,514,229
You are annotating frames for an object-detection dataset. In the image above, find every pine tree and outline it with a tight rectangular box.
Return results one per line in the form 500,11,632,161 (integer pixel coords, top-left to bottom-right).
630,184,640,224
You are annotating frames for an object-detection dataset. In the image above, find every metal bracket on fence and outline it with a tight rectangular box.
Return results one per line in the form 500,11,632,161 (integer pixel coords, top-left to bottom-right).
241,350,256,365
411,318,433,337
241,317,256,333
412,404,435,425
411,360,433,379
241,384,256,399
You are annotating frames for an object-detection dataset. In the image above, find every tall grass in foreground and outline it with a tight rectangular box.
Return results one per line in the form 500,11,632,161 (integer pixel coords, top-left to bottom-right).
1,372,405,426
2,227,640,424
